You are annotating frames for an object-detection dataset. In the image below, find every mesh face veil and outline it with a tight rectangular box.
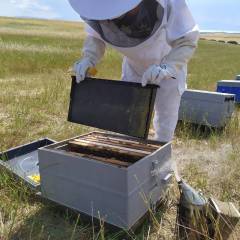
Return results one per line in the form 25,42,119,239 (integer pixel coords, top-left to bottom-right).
82,0,164,48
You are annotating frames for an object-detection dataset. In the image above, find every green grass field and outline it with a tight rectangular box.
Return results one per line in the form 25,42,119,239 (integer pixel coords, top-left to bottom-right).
0,17,240,239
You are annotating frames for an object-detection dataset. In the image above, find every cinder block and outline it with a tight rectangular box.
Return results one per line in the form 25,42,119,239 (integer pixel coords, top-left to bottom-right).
39,131,173,230
217,80,240,103
179,89,235,128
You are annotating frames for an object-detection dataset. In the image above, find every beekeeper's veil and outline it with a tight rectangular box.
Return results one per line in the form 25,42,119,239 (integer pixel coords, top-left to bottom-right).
68,0,165,47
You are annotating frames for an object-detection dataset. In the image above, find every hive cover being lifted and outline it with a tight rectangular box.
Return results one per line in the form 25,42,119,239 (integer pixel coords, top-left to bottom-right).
68,77,158,139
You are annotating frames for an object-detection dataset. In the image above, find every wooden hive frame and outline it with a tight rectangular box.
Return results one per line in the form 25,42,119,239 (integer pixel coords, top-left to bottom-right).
64,132,161,168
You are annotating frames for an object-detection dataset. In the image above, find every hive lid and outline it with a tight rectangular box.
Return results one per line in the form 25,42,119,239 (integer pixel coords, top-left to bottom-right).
68,77,158,139
218,80,240,87
0,138,56,190
182,89,235,103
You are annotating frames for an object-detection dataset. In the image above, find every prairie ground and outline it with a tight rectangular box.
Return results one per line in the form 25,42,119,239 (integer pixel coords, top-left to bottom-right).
0,17,240,239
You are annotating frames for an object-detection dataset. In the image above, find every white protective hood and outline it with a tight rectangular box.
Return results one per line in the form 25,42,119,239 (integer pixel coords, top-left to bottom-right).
68,0,142,20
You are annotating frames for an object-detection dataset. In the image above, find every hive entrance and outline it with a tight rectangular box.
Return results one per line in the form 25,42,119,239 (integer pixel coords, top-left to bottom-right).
62,132,161,168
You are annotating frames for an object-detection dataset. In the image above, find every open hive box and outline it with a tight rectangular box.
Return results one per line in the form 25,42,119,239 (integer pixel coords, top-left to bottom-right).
39,131,172,230
38,77,173,229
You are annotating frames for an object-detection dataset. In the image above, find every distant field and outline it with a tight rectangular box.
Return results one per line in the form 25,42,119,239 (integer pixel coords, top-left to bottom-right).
201,32,240,43
0,17,240,239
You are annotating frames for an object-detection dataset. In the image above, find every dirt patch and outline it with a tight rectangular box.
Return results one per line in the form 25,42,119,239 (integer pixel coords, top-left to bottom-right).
173,141,232,180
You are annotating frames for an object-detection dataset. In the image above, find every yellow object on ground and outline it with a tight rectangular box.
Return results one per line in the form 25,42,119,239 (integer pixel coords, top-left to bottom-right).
28,174,41,184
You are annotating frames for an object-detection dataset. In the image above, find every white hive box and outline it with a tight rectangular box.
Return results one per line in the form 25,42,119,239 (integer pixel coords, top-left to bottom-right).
39,131,172,229
39,78,173,230
179,89,235,128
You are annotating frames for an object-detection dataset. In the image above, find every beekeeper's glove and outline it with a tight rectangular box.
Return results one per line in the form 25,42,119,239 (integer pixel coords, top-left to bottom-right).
141,64,176,87
73,35,105,83
73,58,94,83
141,28,199,88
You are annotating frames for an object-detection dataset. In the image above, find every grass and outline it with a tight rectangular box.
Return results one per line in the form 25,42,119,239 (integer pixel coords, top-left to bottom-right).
0,16,240,239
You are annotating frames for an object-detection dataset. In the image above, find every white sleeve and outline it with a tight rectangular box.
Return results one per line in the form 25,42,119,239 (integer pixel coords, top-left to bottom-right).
162,0,199,73
82,24,106,65
166,0,199,43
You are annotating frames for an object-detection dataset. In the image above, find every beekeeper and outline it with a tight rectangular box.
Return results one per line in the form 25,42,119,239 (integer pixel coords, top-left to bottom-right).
68,0,199,142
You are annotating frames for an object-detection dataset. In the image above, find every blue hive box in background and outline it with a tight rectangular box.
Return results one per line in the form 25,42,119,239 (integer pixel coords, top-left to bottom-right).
217,80,240,103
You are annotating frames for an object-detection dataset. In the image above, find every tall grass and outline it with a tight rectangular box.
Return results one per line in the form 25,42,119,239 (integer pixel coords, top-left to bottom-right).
0,17,240,239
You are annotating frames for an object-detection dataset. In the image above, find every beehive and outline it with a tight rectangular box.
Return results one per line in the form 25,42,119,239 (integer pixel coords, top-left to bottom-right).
39,131,172,229
217,80,240,103
179,89,235,128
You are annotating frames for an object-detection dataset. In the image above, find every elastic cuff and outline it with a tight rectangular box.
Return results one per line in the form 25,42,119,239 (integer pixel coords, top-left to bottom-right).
160,63,177,79
82,55,97,66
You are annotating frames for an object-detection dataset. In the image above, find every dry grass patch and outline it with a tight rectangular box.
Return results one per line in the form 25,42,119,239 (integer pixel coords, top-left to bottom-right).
0,41,75,54
201,33,240,43
1,17,240,239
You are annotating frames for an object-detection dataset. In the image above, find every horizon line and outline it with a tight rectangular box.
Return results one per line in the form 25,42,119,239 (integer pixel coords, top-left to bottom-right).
0,15,239,33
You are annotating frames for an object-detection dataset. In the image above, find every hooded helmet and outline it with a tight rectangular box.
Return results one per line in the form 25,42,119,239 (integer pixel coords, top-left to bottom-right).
68,0,143,21
69,0,164,47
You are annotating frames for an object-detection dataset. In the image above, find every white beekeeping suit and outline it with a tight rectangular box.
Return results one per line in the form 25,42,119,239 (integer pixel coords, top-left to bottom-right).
68,0,199,142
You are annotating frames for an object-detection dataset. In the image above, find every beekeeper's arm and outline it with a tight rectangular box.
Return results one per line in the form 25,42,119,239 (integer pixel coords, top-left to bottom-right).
142,0,199,87
74,25,106,83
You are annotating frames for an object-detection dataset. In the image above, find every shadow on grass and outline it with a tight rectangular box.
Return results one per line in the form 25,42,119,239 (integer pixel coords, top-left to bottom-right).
9,201,92,240
9,196,170,240
176,121,224,140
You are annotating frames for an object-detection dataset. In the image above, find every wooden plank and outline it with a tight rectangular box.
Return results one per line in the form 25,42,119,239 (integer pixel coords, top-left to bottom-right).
67,150,130,167
78,136,155,152
79,136,158,151
84,133,160,149
68,141,143,163
84,137,159,152
72,139,151,156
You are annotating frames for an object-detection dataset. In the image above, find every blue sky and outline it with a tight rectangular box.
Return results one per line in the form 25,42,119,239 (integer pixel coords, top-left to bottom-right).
0,0,239,32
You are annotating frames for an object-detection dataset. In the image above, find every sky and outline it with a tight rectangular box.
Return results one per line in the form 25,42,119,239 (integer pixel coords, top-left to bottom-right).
0,0,239,32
